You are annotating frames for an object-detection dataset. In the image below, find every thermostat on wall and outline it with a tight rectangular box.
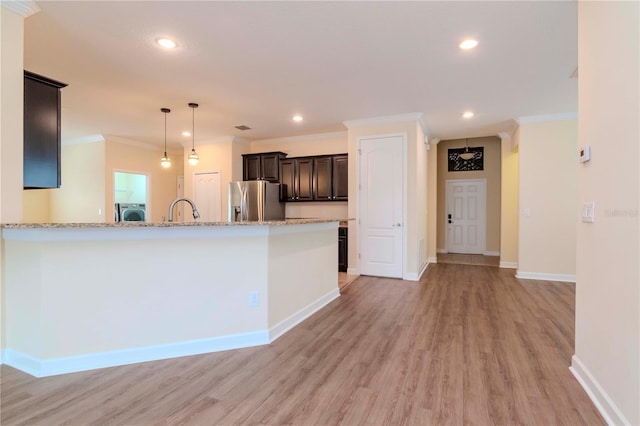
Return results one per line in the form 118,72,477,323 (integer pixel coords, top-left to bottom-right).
579,145,591,163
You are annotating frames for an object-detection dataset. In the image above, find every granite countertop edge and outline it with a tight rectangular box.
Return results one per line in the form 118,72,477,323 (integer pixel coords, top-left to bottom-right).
2,218,353,229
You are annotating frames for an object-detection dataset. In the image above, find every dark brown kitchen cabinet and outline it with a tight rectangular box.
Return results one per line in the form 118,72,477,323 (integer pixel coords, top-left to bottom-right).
338,226,348,272
23,71,67,189
332,155,349,201
280,157,313,201
242,152,286,182
313,156,333,200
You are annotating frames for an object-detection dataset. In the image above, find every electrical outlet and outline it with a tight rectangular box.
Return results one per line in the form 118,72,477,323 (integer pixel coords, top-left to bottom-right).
248,291,260,307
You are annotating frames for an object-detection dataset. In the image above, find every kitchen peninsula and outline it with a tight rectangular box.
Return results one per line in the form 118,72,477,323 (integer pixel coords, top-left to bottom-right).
2,220,339,377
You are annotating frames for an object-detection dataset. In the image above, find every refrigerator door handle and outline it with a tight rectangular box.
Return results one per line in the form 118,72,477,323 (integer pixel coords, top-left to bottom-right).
240,184,248,222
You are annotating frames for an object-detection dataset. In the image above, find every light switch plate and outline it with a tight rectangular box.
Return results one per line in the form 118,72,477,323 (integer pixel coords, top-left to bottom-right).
523,208,531,217
582,202,595,223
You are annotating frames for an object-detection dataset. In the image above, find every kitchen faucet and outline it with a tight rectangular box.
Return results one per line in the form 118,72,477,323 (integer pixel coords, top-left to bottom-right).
168,197,200,222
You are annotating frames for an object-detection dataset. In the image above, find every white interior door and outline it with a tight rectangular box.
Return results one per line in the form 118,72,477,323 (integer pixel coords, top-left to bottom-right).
446,179,486,254
359,135,403,278
194,172,221,222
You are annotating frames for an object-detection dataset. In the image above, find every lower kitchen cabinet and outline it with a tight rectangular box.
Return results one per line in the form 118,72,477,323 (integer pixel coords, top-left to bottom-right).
338,227,348,272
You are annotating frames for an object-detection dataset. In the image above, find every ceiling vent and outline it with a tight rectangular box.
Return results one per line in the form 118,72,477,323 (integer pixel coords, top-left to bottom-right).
235,125,251,131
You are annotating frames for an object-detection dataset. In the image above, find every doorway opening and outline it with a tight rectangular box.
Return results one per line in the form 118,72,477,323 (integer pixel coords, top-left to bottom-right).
114,171,149,222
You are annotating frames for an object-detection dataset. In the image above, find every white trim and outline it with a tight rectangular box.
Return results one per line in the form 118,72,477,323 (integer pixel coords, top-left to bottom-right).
437,248,448,254
106,134,183,155
3,331,270,378
63,134,105,146
343,112,424,129
429,138,441,146
427,256,438,264
347,267,359,275
251,131,347,145
1,0,39,16
570,355,630,426
515,271,576,283
499,261,518,269
516,112,578,125
404,259,429,281
483,251,500,256
269,289,340,342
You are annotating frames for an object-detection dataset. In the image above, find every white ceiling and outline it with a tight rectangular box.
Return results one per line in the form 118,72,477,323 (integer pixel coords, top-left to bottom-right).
23,1,578,149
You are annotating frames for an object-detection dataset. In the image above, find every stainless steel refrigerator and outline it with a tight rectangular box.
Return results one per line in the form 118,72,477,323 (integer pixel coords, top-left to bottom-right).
228,180,285,222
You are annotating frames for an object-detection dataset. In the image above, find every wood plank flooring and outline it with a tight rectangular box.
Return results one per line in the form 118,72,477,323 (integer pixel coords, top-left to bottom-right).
0,264,604,425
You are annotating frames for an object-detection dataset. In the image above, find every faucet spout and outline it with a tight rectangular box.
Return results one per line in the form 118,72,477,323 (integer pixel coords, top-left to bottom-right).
168,197,200,222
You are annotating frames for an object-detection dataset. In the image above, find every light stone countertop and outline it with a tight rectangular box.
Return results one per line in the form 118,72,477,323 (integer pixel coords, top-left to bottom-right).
1,218,351,229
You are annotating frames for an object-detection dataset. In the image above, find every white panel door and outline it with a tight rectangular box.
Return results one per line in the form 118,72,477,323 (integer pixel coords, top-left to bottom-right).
359,135,403,278
194,172,221,222
446,179,486,254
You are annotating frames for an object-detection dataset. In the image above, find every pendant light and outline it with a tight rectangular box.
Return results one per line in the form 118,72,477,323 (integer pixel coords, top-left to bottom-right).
459,138,475,160
160,108,171,168
188,102,199,166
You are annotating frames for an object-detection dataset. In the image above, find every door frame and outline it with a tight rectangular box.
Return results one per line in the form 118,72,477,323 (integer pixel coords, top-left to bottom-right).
193,170,222,222
445,178,487,254
113,169,151,222
356,132,407,278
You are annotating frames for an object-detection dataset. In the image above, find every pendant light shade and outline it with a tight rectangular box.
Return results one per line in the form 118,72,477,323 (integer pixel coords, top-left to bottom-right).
188,102,199,166
160,108,171,168
459,138,475,160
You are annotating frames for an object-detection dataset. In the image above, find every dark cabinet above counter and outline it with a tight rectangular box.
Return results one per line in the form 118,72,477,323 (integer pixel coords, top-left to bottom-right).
280,154,348,202
243,151,348,202
242,152,287,182
23,71,67,189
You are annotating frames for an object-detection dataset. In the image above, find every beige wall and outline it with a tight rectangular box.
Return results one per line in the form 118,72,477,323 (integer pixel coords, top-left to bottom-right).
436,137,501,254
0,5,26,360
346,117,428,278
105,139,183,223
22,190,51,223
48,141,106,223
0,7,24,223
574,2,639,424
517,120,577,278
500,132,519,268
427,142,438,261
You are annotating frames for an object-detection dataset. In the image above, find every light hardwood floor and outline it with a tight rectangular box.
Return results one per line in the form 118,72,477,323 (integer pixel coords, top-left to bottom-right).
1,264,603,425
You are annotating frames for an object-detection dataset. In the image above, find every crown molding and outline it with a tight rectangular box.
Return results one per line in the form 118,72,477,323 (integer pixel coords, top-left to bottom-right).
106,135,183,155
497,132,512,140
1,0,40,17
63,134,105,146
343,112,424,129
251,131,347,145
516,112,578,125
429,138,441,146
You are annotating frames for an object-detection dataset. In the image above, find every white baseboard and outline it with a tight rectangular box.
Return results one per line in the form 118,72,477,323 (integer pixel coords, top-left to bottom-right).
515,271,576,283
404,260,429,281
499,261,518,269
436,249,448,254
3,331,270,378
346,267,359,276
427,256,437,264
570,355,630,426
269,288,340,342
483,251,500,256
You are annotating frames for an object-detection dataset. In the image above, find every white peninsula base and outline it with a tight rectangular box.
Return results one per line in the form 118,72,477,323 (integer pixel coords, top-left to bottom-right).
2,221,339,377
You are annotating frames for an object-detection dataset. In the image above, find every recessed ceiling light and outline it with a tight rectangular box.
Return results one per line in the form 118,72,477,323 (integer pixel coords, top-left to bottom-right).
156,38,177,49
182,131,191,137
292,115,303,122
459,39,478,50
462,111,475,118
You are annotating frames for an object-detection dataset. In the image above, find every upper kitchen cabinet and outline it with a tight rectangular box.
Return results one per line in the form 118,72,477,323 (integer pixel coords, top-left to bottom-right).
332,154,349,201
313,156,333,201
242,152,287,182
23,71,67,189
280,157,313,201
